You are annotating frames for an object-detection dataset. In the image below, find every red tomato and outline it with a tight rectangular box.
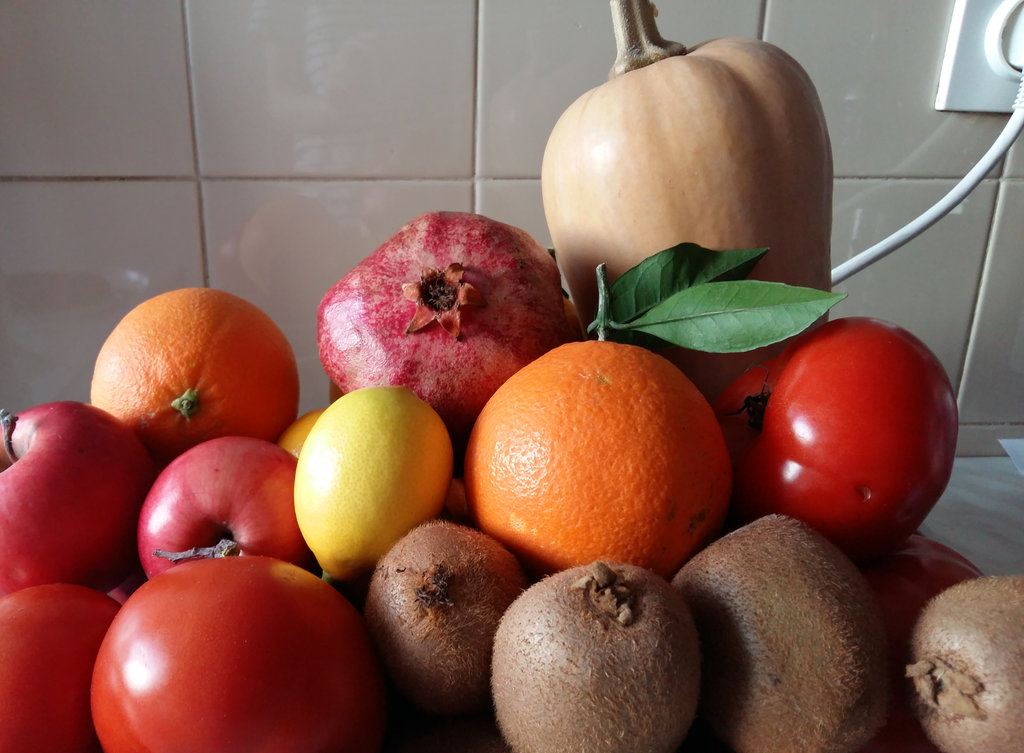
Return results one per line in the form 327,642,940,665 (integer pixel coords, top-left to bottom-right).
857,534,982,753
720,317,958,563
0,583,121,753
91,556,386,753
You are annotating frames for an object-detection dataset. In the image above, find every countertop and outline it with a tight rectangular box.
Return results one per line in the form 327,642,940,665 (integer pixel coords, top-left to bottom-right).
919,455,1024,576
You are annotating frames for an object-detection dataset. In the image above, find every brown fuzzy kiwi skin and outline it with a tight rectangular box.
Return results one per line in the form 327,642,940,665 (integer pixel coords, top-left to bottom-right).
363,519,528,716
906,574,1024,753
670,514,889,753
491,560,702,753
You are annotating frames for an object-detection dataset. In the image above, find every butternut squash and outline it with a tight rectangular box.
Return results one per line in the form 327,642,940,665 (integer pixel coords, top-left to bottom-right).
541,0,833,400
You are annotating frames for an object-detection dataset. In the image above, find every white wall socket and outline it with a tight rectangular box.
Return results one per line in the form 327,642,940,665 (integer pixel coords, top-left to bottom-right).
936,0,1023,112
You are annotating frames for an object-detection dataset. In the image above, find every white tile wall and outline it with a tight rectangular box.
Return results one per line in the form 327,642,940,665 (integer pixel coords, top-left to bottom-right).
186,0,476,177
764,0,1009,178
1,0,1022,454
0,180,202,408
830,177,995,384
0,1,194,176
958,180,1024,429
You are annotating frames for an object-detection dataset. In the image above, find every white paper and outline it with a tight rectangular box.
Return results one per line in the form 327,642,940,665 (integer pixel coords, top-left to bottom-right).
998,438,1024,475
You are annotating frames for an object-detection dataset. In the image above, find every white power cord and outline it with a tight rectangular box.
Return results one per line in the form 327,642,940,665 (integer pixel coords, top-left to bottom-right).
831,67,1024,287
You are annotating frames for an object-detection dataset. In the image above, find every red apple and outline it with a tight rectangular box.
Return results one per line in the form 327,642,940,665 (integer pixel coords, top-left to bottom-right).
0,401,156,596
137,435,314,578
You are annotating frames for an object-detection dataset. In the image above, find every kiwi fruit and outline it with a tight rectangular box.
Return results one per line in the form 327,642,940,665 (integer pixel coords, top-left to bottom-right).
490,560,701,753
363,519,528,716
670,514,889,753
906,574,1024,753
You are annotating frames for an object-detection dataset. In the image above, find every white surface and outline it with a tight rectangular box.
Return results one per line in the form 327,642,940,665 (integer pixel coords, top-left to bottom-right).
936,0,1022,112
920,455,1024,575
985,0,1024,80
1000,438,1024,472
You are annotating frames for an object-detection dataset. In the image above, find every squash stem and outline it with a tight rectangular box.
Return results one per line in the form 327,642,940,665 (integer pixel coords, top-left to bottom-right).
609,0,687,79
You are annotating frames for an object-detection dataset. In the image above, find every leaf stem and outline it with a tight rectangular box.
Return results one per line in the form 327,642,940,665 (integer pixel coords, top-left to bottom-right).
593,263,613,341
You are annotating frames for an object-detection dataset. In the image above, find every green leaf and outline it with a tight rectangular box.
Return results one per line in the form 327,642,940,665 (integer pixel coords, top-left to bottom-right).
608,243,769,324
607,280,846,353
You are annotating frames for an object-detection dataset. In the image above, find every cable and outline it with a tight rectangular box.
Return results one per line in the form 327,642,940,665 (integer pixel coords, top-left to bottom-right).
831,69,1024,286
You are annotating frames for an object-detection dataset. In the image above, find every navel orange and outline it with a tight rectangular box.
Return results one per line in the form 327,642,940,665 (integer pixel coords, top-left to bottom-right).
90,287,299,465
464,339,732,579
276,408,328,459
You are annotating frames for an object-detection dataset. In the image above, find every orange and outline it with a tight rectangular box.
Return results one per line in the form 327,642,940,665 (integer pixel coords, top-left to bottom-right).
91,287,299,465
276,408,327,458
464,339,732,579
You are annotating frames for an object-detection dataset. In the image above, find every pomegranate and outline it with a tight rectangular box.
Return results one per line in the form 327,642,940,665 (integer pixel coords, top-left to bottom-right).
317,211,579,458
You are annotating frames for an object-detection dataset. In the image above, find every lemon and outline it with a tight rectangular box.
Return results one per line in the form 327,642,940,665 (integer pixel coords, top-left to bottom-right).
276,408,327,458
294,385,453,581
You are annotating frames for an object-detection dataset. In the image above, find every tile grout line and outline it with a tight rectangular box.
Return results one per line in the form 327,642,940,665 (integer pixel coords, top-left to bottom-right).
2,175,1016,184
471,0,481,213
954,123,1013,405
179,0,209,288
954,174,1007,409
0,175,486,184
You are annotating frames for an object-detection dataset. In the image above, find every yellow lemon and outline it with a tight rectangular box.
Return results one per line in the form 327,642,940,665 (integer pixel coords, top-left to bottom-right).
294,385,453,581
276,408,327,458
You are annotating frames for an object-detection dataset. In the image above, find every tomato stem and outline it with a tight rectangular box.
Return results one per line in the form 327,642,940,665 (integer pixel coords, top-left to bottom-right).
723,365,772,430
0,409,18,464
153,538,241,563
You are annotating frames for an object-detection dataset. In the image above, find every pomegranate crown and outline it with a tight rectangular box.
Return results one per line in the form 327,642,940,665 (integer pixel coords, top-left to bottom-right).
402,263,485,339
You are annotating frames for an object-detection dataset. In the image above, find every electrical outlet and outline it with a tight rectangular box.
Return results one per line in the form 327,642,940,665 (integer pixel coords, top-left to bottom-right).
936,0,1023,112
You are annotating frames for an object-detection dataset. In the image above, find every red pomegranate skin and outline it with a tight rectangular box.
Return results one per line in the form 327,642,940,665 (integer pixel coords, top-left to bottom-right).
317,211,579,456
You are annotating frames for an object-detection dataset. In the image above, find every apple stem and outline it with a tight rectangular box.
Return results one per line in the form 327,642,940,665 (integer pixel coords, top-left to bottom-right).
0,409,18,464
153,537,241,563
